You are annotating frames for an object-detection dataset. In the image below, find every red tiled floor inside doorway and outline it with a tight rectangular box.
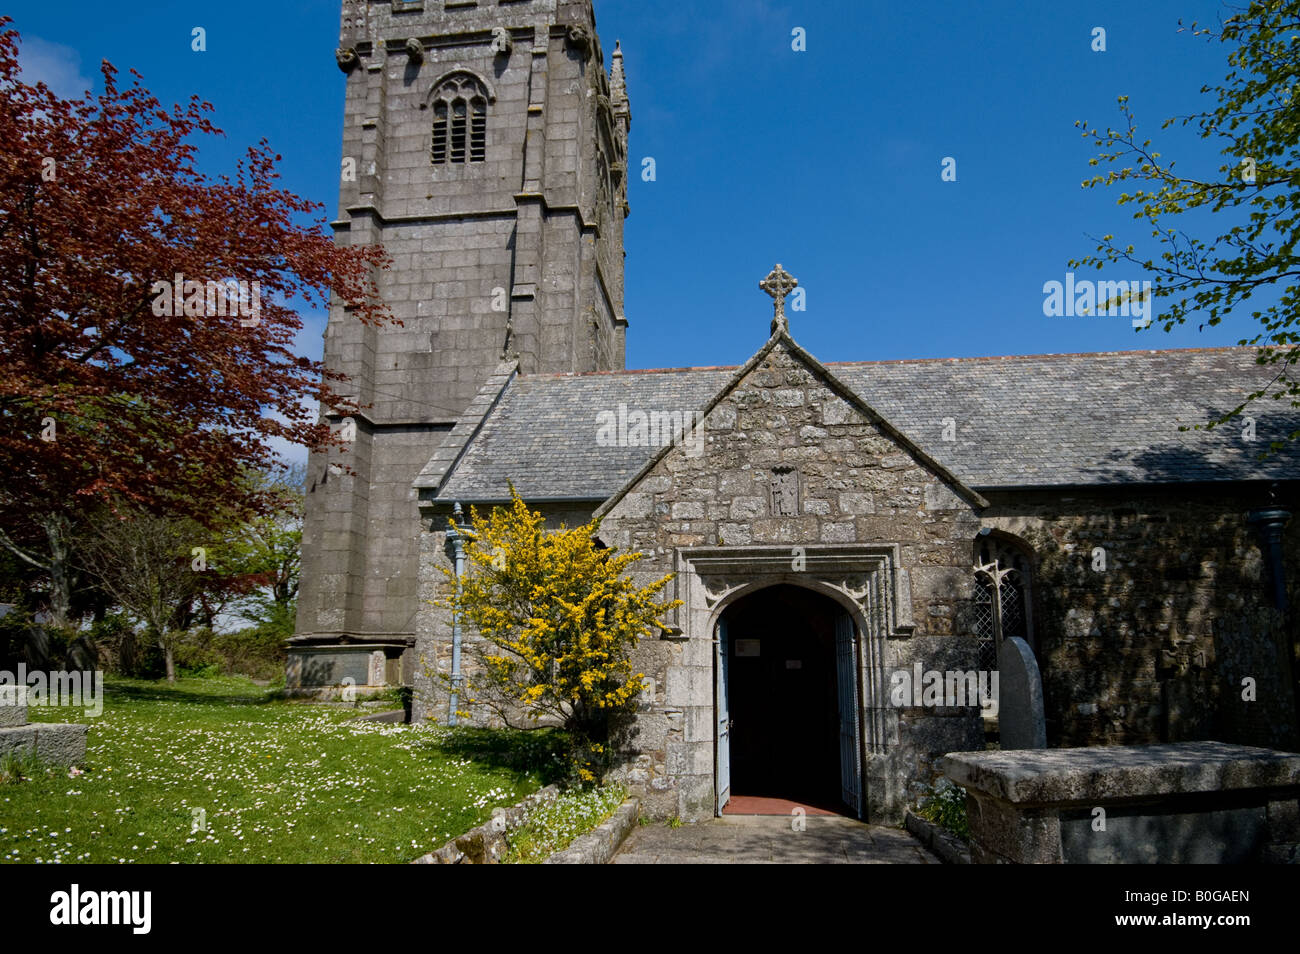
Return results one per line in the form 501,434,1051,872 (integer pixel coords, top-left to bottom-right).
722,795,847,816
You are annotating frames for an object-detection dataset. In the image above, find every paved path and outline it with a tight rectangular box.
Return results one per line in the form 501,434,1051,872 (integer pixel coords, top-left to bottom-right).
611,815,939,864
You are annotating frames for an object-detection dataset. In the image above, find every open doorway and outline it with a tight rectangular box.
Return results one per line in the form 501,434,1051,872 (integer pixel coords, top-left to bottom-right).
715,584,862,817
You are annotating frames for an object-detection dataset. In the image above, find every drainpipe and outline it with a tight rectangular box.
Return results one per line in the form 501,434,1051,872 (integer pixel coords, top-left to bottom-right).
447,502,467,726
1249,491,1299,745
1248,505,1291,614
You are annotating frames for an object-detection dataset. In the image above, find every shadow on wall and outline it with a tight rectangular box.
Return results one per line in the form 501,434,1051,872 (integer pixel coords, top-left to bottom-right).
1086,405,1300,484
997,432,1300,753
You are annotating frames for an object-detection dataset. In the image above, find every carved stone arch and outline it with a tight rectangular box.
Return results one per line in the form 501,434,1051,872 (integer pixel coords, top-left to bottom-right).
702,575,869,637
973,527,1038,574
424,67,497,107
671,544,916,639
647,545,920,821
699,573,897,819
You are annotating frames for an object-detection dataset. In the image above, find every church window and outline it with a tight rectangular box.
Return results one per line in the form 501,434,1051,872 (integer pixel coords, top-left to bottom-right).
973,537,1033,674
430,74,489,165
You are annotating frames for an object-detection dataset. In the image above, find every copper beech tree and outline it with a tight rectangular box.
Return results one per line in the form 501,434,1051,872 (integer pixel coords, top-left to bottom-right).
0,20,391,627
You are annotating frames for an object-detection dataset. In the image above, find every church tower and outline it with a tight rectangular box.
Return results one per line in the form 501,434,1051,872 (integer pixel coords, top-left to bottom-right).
291,0,631,674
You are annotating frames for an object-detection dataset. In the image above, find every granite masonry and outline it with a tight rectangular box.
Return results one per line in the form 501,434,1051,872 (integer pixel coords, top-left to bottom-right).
939,742,1300,863
0,685,88,768
411,322,1300,823
295,1,1300,827
291,0,631,681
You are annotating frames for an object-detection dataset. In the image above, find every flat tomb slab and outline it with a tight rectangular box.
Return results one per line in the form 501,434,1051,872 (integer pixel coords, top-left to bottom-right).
937,742,1300,806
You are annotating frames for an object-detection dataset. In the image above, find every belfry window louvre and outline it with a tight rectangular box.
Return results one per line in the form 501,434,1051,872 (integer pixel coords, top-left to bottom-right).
470,98,486,161
450,101,467,163
432,102,448,163
430,75,489,166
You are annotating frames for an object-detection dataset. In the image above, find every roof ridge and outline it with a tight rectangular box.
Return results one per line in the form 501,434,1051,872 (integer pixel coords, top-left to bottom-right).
825,344,1258,366
522,365,740,379
520,345,1261,380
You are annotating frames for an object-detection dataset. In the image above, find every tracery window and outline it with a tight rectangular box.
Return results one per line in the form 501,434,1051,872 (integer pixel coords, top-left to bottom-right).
973,536,1034,674
431,73,487,165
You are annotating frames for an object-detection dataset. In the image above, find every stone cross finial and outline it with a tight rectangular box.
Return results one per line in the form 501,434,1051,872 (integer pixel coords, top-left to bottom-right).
760,263,797,335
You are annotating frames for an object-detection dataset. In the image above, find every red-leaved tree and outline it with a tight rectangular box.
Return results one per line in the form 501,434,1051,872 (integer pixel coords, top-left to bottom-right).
0,20,391,626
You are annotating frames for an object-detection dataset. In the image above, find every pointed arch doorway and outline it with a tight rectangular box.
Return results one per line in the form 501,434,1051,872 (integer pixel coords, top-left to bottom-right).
714,584,863,818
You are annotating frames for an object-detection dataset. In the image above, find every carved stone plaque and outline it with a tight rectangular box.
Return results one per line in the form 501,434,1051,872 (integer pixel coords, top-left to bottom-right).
771,466,799,516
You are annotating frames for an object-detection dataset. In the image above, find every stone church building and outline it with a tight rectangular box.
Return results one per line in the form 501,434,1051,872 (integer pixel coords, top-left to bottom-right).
291,0,1300,822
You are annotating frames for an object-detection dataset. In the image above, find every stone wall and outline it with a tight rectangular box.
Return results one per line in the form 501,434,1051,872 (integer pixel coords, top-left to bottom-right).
595,340,989,821
298,0,629,647
940,742,1300,864
410,338,1300,823
284,644,408,692
982,485,1300,752
413,501,600,727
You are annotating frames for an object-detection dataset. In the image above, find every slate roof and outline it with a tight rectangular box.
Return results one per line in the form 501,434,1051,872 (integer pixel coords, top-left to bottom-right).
430,366,734,500
427,345,1300,503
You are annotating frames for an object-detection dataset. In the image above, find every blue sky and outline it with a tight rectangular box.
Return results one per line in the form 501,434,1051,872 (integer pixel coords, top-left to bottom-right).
9,0,1250,375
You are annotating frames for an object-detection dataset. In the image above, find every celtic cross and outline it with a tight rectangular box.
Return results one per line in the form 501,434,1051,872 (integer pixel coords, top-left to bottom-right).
760,263,798,335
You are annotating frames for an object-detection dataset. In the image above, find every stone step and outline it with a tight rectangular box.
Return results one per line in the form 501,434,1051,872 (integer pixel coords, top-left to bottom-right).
0,685,27,728
0,722,88,767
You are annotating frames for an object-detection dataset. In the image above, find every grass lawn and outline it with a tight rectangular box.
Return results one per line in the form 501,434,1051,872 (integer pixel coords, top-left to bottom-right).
2,675,562,864
504,783,627,863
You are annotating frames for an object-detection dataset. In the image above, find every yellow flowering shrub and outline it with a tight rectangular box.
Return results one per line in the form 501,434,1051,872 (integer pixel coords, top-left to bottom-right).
436,487,679,781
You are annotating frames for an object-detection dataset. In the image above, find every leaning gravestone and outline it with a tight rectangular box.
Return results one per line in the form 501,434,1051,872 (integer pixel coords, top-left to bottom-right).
996,636,1046,749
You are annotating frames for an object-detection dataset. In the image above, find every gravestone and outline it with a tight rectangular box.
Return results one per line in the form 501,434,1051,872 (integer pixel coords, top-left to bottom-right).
997,636,1046,749
0,684,88,766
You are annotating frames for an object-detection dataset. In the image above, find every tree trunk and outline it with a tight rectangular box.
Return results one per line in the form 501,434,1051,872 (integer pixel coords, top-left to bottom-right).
40,513,73,629
163,642,176,684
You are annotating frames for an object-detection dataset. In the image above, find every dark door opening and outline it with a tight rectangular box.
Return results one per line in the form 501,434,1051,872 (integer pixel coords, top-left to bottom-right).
718,584,860,816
